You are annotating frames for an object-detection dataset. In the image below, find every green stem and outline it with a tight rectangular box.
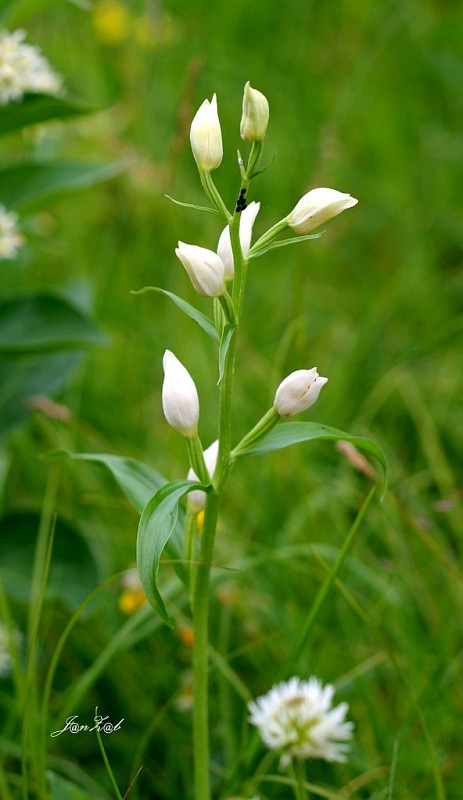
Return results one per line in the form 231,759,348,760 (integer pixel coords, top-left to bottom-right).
246,140,264,179
184,509,197,597
291,759,309,800
187,434,210,485
192,490,220,800
200,171,232,222
249,217,289,257
231,407,279,458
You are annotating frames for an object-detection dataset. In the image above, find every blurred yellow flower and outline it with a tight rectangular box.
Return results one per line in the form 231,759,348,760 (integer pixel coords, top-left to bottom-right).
119,567,147,614
93,0,132,46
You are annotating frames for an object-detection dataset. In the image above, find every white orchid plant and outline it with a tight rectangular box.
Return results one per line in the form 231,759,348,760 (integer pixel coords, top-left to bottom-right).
67,81,386,800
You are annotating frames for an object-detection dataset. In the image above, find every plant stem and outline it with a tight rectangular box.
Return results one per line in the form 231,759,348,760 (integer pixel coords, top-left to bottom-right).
192,490,220,800
290,759,309,800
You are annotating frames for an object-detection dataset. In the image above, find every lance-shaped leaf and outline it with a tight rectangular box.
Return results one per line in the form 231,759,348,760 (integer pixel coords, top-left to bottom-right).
137,480,209,626
235,421,387,490
0,94,100,136
0,161,123,211
133,286,219,342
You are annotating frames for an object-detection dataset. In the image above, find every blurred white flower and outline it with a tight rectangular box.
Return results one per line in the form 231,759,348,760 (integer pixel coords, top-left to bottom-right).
190,93,223,172
0,621,22,678
0,28,62,105
162,350,199,437
274,368,328,417
217,201,260,281
187,439,219,512
0,204,23,260
248,675,353,766
287,187,358,235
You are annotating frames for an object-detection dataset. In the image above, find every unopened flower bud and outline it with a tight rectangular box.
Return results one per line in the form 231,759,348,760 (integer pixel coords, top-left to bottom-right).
240,81,269,142
190,93,223,172
175,241,226,297
187,439,219,512
274,368,328,417
162,350,199,437
287,188,358,235
217,201,260,281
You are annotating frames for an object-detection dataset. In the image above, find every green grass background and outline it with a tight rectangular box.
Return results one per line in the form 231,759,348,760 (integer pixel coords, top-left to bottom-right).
1,0,463,798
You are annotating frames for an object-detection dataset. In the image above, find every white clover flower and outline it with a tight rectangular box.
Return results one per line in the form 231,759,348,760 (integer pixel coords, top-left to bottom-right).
217,201,260,281
248,676,353,766
274,368,328,417
0,621,22,678
190,93,223,172
0,28,62,105
175,241,226,297
162,350,199,437
187,439,219,512
0,204,23,260
287,188,358,235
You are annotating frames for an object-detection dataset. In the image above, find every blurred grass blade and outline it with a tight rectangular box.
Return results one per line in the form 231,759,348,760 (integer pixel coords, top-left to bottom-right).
237,421,387,490
0,161,123,210
387,738,400,799
132,287,219,342
0,0,89,26
0,294,105,354
94,707,123,800
48,771,103,800
282,486,376,674
137,480,207,626
0,95,101,136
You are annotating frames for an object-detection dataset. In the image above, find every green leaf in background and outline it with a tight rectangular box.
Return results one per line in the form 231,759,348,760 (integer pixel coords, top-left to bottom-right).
238,421,387,488
0,350,83,440
133,286,220,342
48,771,106,800
0,161,123,210
0,294,106,353
0,94,100,137
137,480,207,626
50,451,187,586
0,511,100,609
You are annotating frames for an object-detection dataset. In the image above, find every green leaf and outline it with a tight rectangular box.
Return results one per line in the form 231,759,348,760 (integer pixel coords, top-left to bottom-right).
53,451,166,514
48,771,103,800
0,95,100,137
0,350,83,440
0,294,106,353
0,161,123,210
248,232,323,259
133,286,219,343
0,511,100,610
165,194,224,218
137,480,207,626
49,451,187,586
238,421,387,488
218,324,234,385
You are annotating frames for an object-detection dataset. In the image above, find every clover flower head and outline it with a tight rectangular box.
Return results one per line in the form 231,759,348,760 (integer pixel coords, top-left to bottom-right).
0,204,23,260
0,28,62,105
248,675,353,767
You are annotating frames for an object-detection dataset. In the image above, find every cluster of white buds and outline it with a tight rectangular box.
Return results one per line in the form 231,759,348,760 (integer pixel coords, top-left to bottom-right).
161,83,359,469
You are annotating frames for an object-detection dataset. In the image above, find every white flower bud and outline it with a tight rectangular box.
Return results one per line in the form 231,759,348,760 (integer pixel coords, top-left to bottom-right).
189,93,223,172
175,241,226,297
217,201,260,281
187,439,219,512
162,350,199,437
240,81,269,142
287,188,358,235
274,368,328,417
